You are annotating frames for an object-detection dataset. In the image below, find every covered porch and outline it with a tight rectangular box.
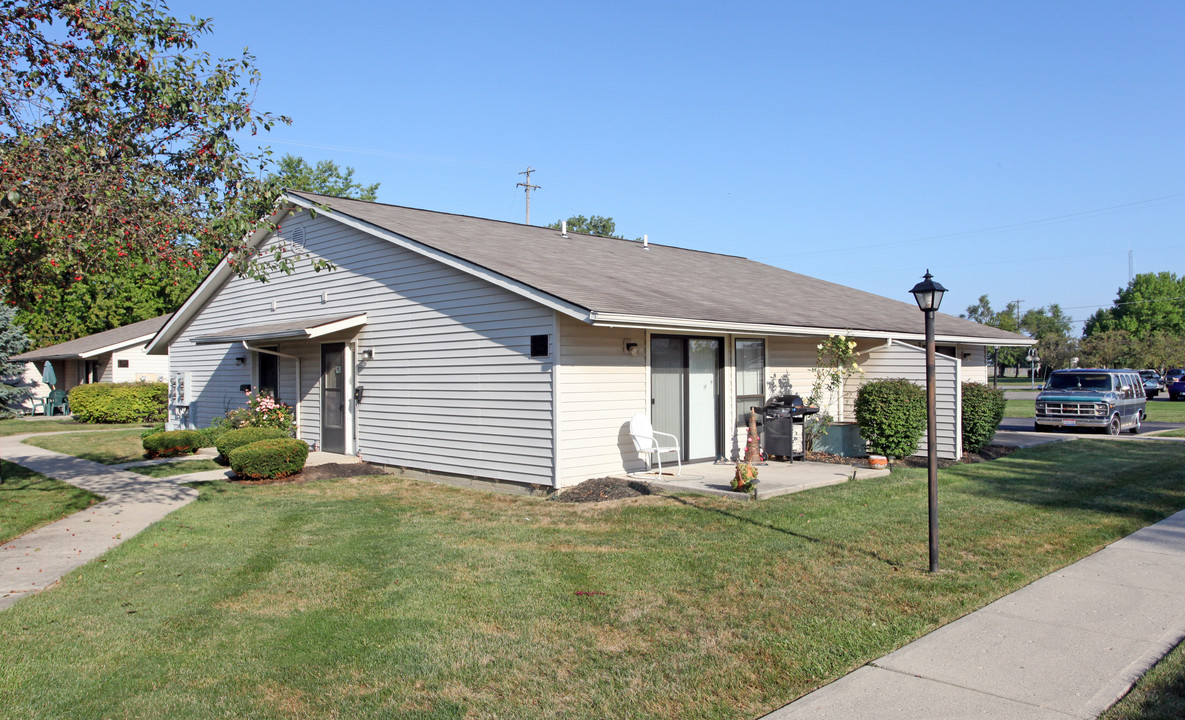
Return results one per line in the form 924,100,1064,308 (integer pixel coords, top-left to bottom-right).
616,459,890,500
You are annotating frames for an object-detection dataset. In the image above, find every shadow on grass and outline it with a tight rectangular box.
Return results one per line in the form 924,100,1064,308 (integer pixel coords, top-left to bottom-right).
666,494,905,570
954,440,1185,521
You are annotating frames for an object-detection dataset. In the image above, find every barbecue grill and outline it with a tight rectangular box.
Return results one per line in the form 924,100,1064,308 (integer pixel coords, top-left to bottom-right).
761,394,820,462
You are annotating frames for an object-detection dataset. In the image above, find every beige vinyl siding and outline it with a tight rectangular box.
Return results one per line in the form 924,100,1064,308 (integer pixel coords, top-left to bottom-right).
167,210,556,485
957,344,989,385
556,316,648,485
109,345,169,383
852,340,962,459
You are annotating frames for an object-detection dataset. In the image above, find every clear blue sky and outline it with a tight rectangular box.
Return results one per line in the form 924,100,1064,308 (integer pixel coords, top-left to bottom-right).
173,0,1184,332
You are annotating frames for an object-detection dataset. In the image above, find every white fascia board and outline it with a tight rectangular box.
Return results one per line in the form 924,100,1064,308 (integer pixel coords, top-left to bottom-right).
587,312,1037,347
145,201,294,355
285,194,593,324
78,334,155,359
305,314,368,338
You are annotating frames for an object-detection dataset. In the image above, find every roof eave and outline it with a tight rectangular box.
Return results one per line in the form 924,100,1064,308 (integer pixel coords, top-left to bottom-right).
587,312,1037,346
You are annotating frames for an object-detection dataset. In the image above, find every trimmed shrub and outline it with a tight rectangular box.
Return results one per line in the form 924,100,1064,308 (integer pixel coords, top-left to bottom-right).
142,430,203,458
197,422,233,449
140,422,166,439
962,381,1007,453
854,378,927,458
228,438,309,480
68,382,167,423
215,427,288,463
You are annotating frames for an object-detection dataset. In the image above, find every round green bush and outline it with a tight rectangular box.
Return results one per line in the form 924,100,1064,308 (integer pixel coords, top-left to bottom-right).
962,381,1007,453
196,423,233,449
228,438,310,480
68,382,167,423
142,430,203,458
854,378,927,458
215,427,288,463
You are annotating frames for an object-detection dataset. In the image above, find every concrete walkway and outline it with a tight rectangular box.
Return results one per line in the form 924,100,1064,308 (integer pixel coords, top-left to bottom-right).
0,433,199,610
764,508,1185,719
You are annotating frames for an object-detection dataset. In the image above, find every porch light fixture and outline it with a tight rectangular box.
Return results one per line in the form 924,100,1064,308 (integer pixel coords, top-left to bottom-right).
361,348,375,361
909,269,946,573
234,356,246,366
624,341,639,356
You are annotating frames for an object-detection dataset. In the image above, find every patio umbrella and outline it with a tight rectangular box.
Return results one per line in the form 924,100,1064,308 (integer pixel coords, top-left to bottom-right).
41,361,57,389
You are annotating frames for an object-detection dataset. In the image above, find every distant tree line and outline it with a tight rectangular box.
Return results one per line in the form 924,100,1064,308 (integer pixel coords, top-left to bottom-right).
963,272,1185,377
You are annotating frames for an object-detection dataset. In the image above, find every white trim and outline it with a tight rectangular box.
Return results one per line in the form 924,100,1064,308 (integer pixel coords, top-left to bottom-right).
75,334,155,359
285,194,594,324
588,311,1036,347
306,315,368,339
550,311,561,488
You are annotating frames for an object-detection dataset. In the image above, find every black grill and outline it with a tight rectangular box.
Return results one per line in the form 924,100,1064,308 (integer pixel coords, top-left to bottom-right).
762,395,820,461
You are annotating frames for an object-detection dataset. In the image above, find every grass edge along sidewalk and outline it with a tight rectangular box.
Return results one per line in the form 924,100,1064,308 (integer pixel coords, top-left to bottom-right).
0,459,102,544
1,440,1184,718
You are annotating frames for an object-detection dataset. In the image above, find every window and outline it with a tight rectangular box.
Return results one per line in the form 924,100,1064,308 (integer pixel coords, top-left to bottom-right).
117,359,129,368
257,348,279,400
530,334,550,358
735,339,765,426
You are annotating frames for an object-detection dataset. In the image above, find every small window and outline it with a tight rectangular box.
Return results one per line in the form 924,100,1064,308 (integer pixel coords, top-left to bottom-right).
117,359,130,368
530,334,550,358
735,339,765,426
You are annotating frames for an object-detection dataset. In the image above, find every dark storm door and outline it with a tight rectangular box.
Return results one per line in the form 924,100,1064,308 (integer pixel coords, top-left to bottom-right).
320,342,346,454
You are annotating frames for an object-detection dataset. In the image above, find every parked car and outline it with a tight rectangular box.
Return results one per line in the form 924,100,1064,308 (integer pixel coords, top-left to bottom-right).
1139,369,1165,399
1035,369,1146,434
1167,369,1185,401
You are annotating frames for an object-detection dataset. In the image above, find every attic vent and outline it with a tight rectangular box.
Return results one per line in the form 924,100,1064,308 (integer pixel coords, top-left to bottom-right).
290,226,306,251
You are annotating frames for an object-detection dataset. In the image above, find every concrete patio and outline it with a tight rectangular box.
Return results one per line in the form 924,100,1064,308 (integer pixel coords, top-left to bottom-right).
618,459,890,500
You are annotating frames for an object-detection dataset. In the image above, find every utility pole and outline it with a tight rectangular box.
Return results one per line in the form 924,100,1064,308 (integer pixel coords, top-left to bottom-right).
517,167,540,225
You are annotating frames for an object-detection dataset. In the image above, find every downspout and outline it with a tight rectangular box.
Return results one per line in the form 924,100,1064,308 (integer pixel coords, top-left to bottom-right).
242,342,302,440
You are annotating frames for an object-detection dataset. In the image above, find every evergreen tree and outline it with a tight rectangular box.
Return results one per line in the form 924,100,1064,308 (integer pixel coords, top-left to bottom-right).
0,305,31,419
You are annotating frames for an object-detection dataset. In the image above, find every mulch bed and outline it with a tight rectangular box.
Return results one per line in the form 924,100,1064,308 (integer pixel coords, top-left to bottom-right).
552,477,663,504
805,445,1016,469
229,462,383,486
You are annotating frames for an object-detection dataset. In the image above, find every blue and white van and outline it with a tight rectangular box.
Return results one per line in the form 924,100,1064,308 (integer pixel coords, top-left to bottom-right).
1035,369,1146,434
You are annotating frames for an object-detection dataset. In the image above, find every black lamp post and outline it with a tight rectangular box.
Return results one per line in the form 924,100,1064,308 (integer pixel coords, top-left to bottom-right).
910,270,947,573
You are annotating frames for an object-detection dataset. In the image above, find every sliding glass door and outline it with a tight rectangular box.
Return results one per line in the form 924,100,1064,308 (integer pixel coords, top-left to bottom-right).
650,336,723,462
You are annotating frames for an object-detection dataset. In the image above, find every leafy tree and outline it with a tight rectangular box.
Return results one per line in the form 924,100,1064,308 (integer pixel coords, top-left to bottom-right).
1084,272,1185,337
1136,331,1185,373
0,305,31,419
267,155,379,201
548,215,621,238
960,295,1024,376
0,0,290,316
1078,329,1137,369
1021,304,1073,340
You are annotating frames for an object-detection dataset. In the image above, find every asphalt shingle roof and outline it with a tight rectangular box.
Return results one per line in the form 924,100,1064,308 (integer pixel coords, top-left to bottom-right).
12,315,170,362
285,191,1026,343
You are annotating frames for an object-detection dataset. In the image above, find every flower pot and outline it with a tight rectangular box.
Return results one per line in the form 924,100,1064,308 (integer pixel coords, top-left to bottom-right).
868,455,888,469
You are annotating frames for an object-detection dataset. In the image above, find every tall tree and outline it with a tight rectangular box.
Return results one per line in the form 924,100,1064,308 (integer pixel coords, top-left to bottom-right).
960,295,1025,376
0,0,290,316
1084,272,1185,337
0,305,31,418
1078,329,1137,369
267,155,379,201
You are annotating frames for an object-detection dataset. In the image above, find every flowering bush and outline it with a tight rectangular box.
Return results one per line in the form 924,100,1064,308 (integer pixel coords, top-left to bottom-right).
226,389,295,433
805,335,865,450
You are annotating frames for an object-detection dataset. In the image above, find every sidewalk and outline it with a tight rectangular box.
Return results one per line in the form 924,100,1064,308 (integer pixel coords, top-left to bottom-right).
0,433,198,610
764,507,1185,719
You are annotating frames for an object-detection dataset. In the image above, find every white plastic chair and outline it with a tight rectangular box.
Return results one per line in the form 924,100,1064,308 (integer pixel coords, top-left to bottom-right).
629,412,682,477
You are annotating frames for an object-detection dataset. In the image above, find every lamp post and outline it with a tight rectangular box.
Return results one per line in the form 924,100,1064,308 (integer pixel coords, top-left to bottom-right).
910,270,947,573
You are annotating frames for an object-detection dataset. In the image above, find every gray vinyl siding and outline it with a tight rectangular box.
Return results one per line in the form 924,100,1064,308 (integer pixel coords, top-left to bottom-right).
851,340,962,459
167,209,556,485
556,316,649,485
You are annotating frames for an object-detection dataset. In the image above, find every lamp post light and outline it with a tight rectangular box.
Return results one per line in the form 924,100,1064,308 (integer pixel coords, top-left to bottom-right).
910,270,947,573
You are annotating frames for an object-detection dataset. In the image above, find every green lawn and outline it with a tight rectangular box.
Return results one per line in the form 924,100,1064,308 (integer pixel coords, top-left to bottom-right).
0,460,102,543
1101,638,1185,719
1006,398,1185,423
0,417,150,437
23,429,151,465
133,459,222,478
1,441,1184,718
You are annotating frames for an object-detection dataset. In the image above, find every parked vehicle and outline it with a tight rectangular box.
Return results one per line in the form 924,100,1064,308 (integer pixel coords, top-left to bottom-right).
1167,369,1185,401
1139,369,1165,399
1035,369,1146,435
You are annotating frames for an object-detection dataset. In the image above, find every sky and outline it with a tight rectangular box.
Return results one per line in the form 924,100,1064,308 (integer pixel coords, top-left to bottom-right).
170,0,1184,332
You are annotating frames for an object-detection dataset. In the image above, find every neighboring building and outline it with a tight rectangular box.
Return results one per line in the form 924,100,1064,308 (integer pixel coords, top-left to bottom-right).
12,315,171,411
148,191,1032,489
